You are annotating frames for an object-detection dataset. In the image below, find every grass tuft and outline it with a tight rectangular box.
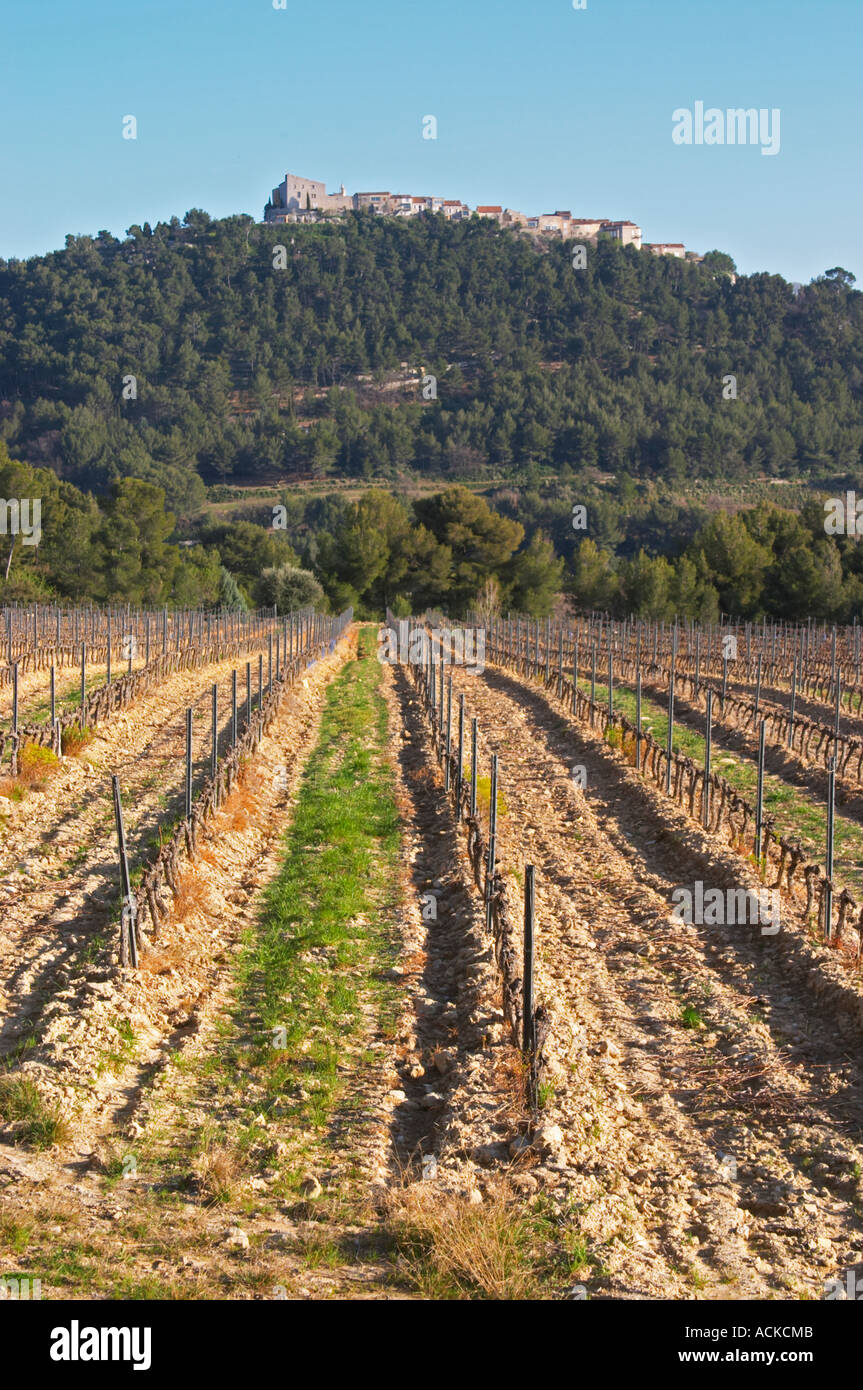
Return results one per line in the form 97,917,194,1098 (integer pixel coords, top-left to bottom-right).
0,1076,70,1150
388,1187,588,1300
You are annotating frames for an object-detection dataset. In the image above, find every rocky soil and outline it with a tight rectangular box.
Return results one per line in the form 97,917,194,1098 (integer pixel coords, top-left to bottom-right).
2,632,861,1300
436,657,863,1298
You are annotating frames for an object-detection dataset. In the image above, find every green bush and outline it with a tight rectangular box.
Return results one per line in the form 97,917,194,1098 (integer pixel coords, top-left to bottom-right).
17,741,60,784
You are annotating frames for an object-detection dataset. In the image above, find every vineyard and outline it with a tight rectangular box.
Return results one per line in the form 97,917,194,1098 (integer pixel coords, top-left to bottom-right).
1,605,863,1302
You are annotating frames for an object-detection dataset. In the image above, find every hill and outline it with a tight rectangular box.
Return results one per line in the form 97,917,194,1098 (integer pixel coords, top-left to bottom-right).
1,211,861,519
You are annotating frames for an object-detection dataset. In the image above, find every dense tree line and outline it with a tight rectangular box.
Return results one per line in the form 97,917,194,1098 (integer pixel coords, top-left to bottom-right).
0,211,861,520
204,479,863,622
3,434,862,621
0,444,563,616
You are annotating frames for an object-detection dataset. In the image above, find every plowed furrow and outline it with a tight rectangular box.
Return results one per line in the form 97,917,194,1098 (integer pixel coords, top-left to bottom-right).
443,659,863,1299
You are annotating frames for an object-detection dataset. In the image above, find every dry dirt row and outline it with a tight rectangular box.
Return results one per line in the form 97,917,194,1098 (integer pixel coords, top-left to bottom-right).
0,648,277,1068
382,660,537,1198
442,658,863,1299
0,657,147,724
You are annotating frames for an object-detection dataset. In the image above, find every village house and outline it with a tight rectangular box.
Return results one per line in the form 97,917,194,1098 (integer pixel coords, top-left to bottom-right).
600,219,643,249
645,242,686,258
354,191,392,213
569,217,607,238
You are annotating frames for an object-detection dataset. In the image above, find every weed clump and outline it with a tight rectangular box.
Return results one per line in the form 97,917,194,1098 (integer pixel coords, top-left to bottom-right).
16,741,60,785
388,1186,588,1300
61,725,93,757
0,1075,70,1150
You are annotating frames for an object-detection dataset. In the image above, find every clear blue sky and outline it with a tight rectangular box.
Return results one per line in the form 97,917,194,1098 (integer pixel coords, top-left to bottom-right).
1,0,859,282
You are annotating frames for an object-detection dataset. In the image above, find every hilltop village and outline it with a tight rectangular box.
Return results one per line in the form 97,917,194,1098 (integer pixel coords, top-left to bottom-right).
264,170,699,259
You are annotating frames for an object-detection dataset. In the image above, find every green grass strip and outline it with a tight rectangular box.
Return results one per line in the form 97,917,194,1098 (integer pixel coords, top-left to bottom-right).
229,625,401,1132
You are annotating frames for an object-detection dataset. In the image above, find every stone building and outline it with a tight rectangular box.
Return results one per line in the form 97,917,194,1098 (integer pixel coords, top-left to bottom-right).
600,220,643,249
267,172,352,219
645,242,686,258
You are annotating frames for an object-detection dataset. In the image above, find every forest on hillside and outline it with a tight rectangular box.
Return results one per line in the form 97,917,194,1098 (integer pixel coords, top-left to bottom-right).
2,209,862,622
0,210,861,524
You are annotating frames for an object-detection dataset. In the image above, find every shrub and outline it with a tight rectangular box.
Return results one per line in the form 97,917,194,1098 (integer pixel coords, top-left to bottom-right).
257,564,323,613
16,741,60,785
61,724,93,757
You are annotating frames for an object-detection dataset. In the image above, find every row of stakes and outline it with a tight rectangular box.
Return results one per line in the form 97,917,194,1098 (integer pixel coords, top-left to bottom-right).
424,647,537,1062
504,611,863,688
488,614,859,734
107,606,353,967
4,616,316,775
3,602,287,666
538,629,842,944
426,622,840,959
410,613,846,950
106,615,333,968
581,634,840,937
110,649,282,969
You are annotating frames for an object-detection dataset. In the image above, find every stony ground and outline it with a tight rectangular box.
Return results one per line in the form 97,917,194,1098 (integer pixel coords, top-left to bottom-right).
440,657,863,1299
0,648,272,1075
1,630,862,1300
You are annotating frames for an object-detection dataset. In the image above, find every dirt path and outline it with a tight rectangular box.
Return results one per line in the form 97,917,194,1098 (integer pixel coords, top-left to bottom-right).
441,659,863,1299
